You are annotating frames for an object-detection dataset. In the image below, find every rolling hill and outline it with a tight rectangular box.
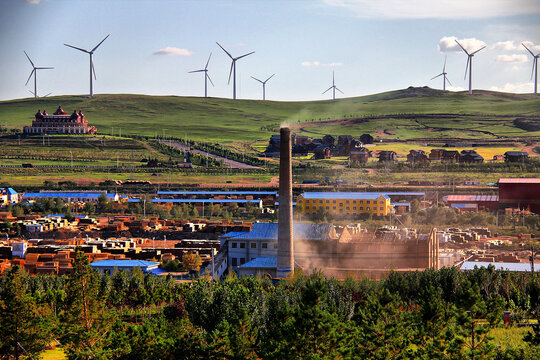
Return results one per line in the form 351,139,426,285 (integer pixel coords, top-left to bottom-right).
1,87,539,145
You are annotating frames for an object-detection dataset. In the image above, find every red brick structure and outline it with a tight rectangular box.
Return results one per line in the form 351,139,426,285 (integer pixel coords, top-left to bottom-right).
499,178,540,213
24,106,97,135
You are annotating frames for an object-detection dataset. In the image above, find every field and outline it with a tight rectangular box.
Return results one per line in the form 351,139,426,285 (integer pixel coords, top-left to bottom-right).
1,88,539,148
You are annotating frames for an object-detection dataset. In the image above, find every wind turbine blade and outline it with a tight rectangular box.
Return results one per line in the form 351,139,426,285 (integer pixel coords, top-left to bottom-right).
206,73,215,87
92,59,97,80
251,76,263,83
454,40,470,55
25,69,35,86
44,92,52,97
235,51,255,60
227,61,234,84
464,57,470,80
91,34,110,53
471,46,486,55
28,90,36,96
431,73,443,80
445,75,452,86
521,43,535,56
205,52,212,70
322,86,333,94
336,87,344,94
36,67,54,70
443,55,447,72
216,42,233,59
332,71,335,85
189,69,205,73
24,51,35,67
265,73,275,83
64,43,89,53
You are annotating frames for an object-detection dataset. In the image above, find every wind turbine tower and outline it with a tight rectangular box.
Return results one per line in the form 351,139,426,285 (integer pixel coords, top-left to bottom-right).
431,56,452,91
251,74,275,100
322,71,343,100
64,34,110,97
522,43,539,94
216,42,254,99
189,53,214,97
455,40,485,95
24,51,53,98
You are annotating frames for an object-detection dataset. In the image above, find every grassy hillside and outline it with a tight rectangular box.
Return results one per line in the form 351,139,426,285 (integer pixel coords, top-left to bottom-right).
1,88,539,145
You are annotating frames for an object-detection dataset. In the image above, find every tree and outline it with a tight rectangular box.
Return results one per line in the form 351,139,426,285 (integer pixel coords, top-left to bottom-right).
60,250,119,359
83,202,96,215
0,266,53,360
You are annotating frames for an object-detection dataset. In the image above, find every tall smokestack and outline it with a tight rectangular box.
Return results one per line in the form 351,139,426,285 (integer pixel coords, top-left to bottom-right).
277,126,294,278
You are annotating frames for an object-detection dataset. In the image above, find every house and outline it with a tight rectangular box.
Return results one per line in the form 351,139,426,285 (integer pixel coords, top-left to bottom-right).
441,150,459,162
0,188,19,206
350,148,371,164
459,150,484,163
504,151,528,163
428,149,445,161
407,149,429,163
378,151,397,162
313,145,332,159
359,134,374,145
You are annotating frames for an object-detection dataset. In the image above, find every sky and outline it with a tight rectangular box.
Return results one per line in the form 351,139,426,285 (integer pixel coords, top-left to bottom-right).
0,0,539,101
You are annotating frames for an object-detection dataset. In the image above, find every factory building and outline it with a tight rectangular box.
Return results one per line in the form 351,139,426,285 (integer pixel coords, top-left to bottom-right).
297,192,392,217
443,195,499,212
22,191,119,203
24,106,97,135
499,178,540,213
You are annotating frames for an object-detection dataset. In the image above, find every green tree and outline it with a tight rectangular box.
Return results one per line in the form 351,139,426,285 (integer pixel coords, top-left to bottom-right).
0,266,53,360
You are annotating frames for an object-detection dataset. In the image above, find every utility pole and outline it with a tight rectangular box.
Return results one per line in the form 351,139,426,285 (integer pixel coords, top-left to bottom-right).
211,246,215,280
530,244,536,273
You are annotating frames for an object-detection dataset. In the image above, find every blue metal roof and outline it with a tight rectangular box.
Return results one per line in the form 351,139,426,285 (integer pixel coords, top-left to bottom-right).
46,214,65,218
158,191,276,195
299,192,390,200
23,192,117,199
3,188,18,195
128,198,261,204
90,260,159,268
148,268,169,275
221,231,250,238
239,256,277,269
460,261,538,272
391,202,410,206
224,222,334,241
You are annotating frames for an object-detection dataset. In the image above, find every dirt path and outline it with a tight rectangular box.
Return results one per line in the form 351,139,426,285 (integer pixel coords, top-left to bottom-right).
165,141,262,169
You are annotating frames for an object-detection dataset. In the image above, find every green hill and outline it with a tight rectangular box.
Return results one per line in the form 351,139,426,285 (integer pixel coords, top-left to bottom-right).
1,87,539,144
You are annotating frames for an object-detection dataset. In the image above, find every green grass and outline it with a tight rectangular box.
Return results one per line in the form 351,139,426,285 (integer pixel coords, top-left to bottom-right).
1,88,539,147
489,326,530,350
42,348,67,360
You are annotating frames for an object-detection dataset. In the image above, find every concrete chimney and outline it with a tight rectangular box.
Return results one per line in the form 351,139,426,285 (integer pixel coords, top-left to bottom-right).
277,126,294,278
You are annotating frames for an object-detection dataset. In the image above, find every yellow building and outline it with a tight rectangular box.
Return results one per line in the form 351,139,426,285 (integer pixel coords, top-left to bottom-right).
296,192,392,217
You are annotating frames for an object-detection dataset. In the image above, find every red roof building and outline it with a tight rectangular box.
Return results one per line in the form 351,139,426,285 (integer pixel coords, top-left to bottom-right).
444,194,499,211
499,178,540,213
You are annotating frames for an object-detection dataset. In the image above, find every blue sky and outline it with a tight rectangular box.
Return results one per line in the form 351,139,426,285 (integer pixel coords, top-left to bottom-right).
0,0,539,101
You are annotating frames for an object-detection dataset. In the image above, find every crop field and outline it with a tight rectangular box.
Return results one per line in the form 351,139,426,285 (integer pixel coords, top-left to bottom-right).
1,88,539,147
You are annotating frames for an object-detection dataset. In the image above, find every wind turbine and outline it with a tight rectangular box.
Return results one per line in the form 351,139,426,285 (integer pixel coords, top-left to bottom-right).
431,56,452,91
216,42,254,99
455,39,485,95
64,34,110,97
189,53,214,98
522,43,539,94
322,71,343,100
24,51,53,98
251,74,275,100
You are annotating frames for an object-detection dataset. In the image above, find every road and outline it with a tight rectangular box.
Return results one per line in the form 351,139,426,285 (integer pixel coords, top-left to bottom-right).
165,141,262,169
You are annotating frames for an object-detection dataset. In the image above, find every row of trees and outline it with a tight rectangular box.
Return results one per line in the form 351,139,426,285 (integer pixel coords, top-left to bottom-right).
1,251,540,359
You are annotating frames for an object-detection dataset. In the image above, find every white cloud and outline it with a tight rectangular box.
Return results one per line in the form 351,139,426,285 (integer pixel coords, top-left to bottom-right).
490,82,534,93
495,54,528,63
301,61,343,67
438,36,486,53
492,41,519,51
153,47,193,56
322,0,540,19
25,0,42,4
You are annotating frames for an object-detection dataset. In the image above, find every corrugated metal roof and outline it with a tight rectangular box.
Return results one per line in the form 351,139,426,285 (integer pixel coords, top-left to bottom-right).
445,195,499,202
451,203,478,208
221,231,250,238
128,199,262,204
300,192,390,200
90,260,159,268
499,178,540,184
158,191,276,195
392,202,410,206
460,261,538,272
23,192,117,198
5,188,17,195
224,222,334,241
239,256,277,269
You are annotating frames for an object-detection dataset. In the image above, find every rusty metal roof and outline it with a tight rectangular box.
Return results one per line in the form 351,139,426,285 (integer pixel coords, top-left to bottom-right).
499,178,540,184
445,195,499,202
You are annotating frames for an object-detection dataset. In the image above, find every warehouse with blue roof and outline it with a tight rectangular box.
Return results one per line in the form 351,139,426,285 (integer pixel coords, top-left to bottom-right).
23,191,119,203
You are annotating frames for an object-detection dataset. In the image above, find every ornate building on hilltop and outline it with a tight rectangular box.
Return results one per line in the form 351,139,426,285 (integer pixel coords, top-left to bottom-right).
24,106,97,135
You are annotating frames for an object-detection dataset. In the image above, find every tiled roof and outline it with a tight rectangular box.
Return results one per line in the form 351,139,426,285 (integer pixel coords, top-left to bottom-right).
460,261,538,272
223,222,334,241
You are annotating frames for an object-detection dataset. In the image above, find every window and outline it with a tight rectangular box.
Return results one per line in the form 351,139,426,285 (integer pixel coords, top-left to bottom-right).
333,200,336,203
366,200,370,204
380,201,384,204
240,243,246,249
333,206,336,210
346,207,350,210
231,242,237,248
339,202,343,206
360,207,363,210
251,243,257,249
380,207,383,211
326,206,329,210
346,200,350,204
353,207,356,210
262,243,268,249
232,258,238,266
240,258,246,265
319,200,323,204
326,200,329,203
367,207,370,211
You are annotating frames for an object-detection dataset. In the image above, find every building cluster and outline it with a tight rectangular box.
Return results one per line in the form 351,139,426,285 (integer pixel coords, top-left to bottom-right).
23,106,97,135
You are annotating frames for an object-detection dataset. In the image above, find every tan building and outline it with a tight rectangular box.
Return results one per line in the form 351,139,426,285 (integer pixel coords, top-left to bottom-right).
297,192,392,217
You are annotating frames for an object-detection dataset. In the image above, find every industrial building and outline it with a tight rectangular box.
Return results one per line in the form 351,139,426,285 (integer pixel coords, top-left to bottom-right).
90,259,161,274
443,195,499,212
296,192,392,217
22,191,119,203
499,178,540,213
